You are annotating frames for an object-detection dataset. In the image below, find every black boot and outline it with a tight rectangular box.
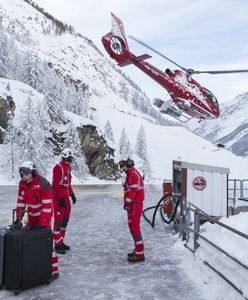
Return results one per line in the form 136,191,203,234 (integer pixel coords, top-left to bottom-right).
127,255,145,263
127,252,135,258
61,242,70,251
55,245,66,255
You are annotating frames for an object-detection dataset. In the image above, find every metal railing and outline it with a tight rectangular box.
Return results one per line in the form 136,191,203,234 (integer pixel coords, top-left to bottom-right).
181,201,248,299
240,179,248,200
228,179,248,203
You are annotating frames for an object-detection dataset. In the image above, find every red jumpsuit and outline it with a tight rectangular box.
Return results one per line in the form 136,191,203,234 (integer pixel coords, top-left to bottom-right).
16,175,58,273
123,166,145,257
52,160,74,247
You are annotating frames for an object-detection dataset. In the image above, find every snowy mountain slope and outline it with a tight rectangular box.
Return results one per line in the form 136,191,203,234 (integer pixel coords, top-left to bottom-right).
1,0,248,184
1,77,248,184
0,78,43,123
188,92,248,156
93,97,248,180
0,0,170,126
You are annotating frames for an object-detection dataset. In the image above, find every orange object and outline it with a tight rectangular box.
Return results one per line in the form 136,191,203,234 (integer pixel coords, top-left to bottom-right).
163,195,173,214
162,181,172,195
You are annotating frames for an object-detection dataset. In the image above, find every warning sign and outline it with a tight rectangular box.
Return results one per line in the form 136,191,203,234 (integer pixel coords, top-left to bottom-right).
192,176,207,191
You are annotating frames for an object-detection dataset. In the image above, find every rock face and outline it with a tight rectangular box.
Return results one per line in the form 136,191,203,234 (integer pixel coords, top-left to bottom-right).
77,125,119,180
0,95,15,143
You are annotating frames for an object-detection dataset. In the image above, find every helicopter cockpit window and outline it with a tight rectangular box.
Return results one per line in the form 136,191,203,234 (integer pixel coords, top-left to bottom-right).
203,88,218,107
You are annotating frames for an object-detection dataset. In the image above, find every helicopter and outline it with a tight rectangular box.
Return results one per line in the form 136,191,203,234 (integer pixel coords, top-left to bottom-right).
102,13,248,122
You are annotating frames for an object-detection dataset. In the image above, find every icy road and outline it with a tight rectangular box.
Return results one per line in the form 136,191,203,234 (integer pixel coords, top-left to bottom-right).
0,184,205,300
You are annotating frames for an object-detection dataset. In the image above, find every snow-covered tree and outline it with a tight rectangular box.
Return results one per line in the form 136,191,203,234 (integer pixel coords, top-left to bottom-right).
44,83,64,123
35,100,54,165
135,125,147,160
63,120,88,181
135,125,151,179
119,80,129,101
15,97,53,175
118,129,133,159
142,158,152,180
104,120,115,143
22,51,40,89
0,31,12,78
4,117,19,178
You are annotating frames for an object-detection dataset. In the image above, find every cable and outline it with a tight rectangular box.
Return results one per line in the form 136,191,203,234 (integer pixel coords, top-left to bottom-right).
142,193,180,227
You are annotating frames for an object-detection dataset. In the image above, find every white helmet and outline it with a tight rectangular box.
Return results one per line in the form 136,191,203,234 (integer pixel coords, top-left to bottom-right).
61,148,74,158
61,148,74,163
19,161,36,174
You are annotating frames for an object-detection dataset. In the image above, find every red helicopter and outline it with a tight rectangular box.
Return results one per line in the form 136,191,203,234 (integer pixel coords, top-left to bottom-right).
102,13,248,122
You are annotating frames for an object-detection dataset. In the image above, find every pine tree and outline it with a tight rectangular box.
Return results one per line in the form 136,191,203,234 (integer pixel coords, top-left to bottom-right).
119,80,129,101
4,117,19,178
43,73,64,123
135,125,151,179
63,121,88,181
104,120,115,143
15,97,51,175
0,31,11,77
142,158,152,180
135,125,147,160
35,100,54,166
118,129,133,159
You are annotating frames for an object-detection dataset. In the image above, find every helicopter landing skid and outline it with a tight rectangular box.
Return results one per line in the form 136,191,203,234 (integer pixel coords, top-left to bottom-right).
153,98,192,122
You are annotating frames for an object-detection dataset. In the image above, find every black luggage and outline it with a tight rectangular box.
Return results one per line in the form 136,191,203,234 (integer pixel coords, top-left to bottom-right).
3,227,53,293
0,227,7,289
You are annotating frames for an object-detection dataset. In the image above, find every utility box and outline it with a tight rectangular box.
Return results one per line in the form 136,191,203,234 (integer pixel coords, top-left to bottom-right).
173,160,229,217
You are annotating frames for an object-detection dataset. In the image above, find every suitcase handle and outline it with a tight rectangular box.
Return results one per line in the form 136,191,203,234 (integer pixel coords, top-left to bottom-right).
12,208,28,226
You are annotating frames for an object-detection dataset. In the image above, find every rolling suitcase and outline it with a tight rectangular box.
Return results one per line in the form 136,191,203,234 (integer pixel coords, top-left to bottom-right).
0,227,8,289
3,227,53,293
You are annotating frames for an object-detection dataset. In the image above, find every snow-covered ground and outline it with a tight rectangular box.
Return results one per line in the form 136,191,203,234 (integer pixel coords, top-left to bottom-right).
0,184,247,300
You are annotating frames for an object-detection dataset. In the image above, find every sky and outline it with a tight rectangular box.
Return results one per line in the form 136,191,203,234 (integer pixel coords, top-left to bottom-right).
33,0,248,103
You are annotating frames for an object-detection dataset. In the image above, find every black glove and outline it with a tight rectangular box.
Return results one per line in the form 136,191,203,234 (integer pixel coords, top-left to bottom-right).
59,198,66,208
71,194,77,205
31,224,46,231
13,219,22,229
123,204,129,211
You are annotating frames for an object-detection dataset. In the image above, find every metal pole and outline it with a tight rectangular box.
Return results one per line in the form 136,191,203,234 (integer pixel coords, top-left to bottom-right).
194,210,200,251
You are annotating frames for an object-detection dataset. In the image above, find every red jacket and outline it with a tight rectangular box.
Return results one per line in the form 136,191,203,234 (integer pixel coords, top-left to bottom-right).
52,160,73,199
123,166,144,206
16,175,53,228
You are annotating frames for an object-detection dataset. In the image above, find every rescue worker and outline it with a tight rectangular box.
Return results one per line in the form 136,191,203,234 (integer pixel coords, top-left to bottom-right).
52,148,76,254
15,161,59,280
119,158,145,263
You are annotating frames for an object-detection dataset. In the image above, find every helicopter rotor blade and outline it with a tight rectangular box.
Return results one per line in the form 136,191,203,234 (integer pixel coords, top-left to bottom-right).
189,69,248,75
129,35,187,71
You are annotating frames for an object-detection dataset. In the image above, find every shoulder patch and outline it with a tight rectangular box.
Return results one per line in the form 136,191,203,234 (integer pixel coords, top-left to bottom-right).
38,177,51,191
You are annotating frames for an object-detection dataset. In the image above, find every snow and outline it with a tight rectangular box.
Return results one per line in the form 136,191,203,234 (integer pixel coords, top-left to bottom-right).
0,1,248,298
0,78,44,125
1,77,248,184
180,212,248,299
187,92,248,150
1,0,248,183
0,184,247,299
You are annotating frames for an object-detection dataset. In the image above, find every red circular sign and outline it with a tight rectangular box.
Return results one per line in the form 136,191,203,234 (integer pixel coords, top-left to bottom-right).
192,176,207,191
